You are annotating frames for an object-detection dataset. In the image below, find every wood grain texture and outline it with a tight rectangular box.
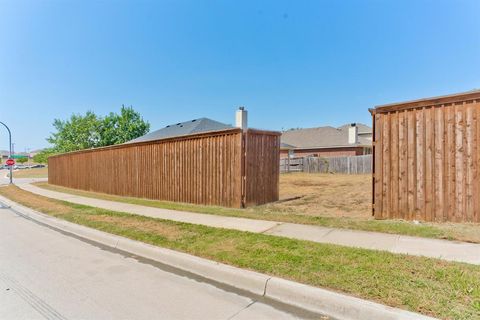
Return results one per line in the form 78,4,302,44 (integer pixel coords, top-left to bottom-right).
49,128,280,208
244,129,281,207
374,113,383,218
398,111,408,219
372,98,480,222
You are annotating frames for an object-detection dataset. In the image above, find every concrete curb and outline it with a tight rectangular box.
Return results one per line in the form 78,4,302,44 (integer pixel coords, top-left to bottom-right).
0,195,437,320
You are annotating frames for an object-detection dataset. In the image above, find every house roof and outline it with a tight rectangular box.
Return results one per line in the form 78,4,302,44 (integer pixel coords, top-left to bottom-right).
127,118,233,143
337,123,372,135
280,142,295,150
281,123,372,149
0,150,30,156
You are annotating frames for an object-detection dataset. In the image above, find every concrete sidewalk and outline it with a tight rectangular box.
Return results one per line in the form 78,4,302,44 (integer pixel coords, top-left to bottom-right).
17,183,480,265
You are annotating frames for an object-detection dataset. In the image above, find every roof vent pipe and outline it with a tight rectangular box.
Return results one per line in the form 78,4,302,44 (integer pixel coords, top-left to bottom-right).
235,107,248,131
348,123,358,144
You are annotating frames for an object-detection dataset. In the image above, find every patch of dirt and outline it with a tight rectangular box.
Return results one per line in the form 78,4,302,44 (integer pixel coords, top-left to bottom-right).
85,215,186,241
0,185,72,216
208,238,239,253
12,167,48,179
272,173,372,218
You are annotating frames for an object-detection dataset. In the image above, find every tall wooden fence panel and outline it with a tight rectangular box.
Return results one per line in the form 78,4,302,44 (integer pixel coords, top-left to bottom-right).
244,130,281,206
371,91,480,222
49,128,280,208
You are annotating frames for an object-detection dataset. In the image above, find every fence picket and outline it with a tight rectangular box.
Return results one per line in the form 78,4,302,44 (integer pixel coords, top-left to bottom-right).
280,155,372,174
49,128,280,208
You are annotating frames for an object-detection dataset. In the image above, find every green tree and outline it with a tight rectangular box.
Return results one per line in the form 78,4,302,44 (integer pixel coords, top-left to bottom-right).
99,105,150,146
17,157,28,164
47,111,102,153
33,148,57,164
46,106,150,153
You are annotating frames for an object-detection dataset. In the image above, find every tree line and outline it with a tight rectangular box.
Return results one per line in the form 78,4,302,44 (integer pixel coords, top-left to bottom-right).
34,106,149,163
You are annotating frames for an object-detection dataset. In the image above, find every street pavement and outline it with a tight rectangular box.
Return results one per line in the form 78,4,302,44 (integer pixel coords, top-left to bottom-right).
0,204,310,320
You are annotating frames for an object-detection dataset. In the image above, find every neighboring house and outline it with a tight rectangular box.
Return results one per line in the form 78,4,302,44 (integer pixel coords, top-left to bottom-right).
337,123,373,142
49,108,281,208
1,150,33,161
127,118,233,144
280,123,372,158
0,151,28,159
0,150,35,165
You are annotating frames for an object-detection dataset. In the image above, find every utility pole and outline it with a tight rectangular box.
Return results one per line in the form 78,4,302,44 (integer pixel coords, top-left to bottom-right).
0,121,13,184
25,147,31,164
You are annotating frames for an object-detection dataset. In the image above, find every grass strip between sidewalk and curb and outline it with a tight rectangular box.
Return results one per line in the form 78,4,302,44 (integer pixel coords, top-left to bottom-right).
1,185,480,319
34,181,480,244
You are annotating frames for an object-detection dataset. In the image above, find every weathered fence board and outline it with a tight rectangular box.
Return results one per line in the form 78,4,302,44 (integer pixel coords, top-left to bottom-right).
371,91,480,222
49,128,280,208
244,130,280,206
280,155,372,174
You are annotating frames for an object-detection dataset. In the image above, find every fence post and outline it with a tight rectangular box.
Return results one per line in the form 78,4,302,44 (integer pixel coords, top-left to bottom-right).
287,153,290,173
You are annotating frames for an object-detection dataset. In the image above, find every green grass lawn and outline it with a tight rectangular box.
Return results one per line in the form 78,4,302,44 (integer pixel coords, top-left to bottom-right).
1,185,479,319
35,180,480,244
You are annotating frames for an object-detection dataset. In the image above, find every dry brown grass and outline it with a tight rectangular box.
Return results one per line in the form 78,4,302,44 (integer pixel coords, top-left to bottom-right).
34,173,480,243
85,215,186,241
269,173,372,218
0,183,71,216
271,174,480,242
11,167,48,179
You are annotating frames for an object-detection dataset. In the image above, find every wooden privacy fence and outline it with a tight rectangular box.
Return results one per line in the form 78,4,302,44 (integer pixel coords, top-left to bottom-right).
371,91,480,223
48,128,280,208
280,155,372,174
280,157,304,172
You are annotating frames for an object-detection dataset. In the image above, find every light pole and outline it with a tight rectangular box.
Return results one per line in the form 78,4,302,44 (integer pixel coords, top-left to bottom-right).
0,121,13,184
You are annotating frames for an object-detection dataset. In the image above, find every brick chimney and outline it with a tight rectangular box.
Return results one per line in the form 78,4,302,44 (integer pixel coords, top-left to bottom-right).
235,107,248,130
348,123,358,144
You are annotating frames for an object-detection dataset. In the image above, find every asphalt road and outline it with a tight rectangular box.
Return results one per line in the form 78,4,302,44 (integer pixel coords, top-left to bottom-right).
0,203,309,320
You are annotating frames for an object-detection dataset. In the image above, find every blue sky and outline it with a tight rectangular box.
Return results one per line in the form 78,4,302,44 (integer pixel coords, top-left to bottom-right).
1,0,479,152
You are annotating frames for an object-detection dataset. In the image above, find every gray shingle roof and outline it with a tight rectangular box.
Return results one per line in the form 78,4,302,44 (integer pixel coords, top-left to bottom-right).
280,142,295,149
127,118,233,144
337,123,372,134
281,123,372,149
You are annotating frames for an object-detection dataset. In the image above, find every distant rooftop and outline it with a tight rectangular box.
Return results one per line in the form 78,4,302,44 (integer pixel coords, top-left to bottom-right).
127,118,233,144
337,123,372,134
281,123,372,149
